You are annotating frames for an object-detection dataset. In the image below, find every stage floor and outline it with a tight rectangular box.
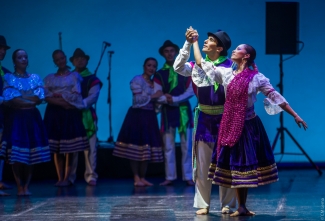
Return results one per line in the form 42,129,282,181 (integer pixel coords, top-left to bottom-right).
0,169,324,221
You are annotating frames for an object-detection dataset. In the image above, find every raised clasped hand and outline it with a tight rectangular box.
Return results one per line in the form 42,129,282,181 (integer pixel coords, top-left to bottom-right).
185,26,199,43
295,115,308,130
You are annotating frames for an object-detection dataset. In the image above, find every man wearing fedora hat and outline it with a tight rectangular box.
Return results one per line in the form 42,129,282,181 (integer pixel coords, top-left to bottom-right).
0,35,12,196
173,28,236,215
69,48,102,186
153,40,195,186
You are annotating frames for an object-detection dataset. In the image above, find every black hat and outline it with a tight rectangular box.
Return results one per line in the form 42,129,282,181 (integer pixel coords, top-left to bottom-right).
69,48,90,63
159,40,179,56
0,35,10,50
207,31,231,52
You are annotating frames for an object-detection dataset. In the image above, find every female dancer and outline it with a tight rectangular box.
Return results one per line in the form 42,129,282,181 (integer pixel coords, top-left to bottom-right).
44,50,89,187
0,49,50,195
113,57,163,186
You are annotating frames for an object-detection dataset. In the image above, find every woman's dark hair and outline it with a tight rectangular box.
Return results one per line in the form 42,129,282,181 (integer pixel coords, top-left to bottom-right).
12,49,26,63
143,57,158,68
52,49,65,59
243,44,256,67
52,49,71,69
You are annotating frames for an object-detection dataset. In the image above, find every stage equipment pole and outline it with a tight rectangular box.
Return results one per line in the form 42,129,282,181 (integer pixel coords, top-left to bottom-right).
272,54,322,175
107,51,114,143
58,32,62,50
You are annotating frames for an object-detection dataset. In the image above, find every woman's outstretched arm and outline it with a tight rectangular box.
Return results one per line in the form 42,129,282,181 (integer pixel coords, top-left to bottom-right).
279,102,308,130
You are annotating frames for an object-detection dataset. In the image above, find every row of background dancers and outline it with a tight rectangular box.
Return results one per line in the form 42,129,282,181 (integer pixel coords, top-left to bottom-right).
0,34,102,196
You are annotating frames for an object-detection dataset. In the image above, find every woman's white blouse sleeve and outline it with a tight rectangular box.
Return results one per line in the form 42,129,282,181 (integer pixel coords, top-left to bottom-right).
252,73,288,115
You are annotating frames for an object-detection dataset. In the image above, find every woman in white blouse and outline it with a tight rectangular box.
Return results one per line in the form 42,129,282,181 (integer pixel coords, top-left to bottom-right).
43,50,89,187
113,57,164,186
190,34,307,216
0,49,50,196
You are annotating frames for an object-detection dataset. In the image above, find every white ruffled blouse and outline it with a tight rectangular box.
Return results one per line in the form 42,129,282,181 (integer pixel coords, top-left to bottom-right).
43,72,84,109
192,59,288,115
3,73,45,101
131,75,154,108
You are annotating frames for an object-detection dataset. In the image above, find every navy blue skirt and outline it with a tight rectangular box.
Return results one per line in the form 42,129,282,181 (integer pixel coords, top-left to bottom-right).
0,107,50,165
44,104,89,154
208,115,279,188
113,107,163,162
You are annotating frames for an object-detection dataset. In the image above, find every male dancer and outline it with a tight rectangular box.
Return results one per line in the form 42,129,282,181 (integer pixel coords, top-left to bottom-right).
173,28,236,215
0,35,12,196
154,40,195,186
69,48,102,186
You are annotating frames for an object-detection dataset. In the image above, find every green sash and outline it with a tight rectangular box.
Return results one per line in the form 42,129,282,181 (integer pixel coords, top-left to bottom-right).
178,104,189,134
79,68,93,77
192,104,224,181
162,63,188,134
162,63,178,93
193,104,224,137
79,68,96,138
82,109,96,138
0,63,5,80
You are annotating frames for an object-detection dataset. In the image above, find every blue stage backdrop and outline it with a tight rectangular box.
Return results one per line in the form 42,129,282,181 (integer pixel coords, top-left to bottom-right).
1,0,324,162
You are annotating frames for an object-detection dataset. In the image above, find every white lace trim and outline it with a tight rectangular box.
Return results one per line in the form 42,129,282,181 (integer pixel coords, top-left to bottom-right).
264,91,287,115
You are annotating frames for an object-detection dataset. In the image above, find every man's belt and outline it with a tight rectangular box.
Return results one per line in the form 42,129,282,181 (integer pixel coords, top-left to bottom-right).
197,103,224,115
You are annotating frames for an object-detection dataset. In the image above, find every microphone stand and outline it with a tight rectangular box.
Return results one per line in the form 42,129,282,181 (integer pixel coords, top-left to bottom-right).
272,54,322,175
94,43,109,76
93,43,109,113
107,51,114,143
58,32,62,50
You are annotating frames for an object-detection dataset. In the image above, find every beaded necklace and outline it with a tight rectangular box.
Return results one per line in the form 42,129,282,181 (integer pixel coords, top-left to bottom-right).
56,69,70,77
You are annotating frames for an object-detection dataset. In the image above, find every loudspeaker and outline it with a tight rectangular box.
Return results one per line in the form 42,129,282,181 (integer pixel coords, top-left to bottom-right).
266,2,299,54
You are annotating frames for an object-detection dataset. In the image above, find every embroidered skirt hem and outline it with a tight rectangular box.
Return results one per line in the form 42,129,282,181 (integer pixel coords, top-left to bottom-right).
112,107,163,162
0,107,50,165
113,142,163,162
44,104,90,153
208,162,278,188
207,115,278,188
49,136,90,154
0,144,51,165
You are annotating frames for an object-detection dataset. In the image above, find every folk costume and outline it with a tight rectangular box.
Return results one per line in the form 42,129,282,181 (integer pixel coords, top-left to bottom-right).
154,40,194,182
174,32,236,211
191,60,280,188
113,75,163,163
0,73,50,165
